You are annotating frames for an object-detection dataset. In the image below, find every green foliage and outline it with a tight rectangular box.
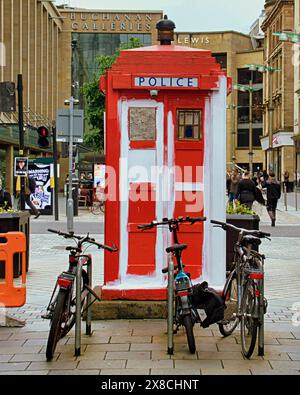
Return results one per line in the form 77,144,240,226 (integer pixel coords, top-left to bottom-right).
82,37,142,152
0,204,19,214
226,201,256,215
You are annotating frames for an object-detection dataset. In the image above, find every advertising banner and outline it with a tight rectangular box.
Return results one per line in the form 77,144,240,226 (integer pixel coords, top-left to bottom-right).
25,161,53,215
14,157,28,177
94,163,105,189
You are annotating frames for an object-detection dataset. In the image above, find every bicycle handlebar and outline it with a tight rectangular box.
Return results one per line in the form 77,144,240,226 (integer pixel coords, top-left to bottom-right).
48,229,118,253
210,220,271,238
138,216,206,230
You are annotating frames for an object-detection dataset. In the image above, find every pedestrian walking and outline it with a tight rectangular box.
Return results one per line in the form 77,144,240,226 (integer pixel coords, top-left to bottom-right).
262,172,281,227
0,177,12,209
262,170,269,182
22,176,41,219
226,172,231,196
283,170,290,192
228,169,240,205
237,171,256,210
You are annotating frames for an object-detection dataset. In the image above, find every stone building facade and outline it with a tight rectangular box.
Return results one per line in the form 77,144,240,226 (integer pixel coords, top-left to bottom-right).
261,0,295,182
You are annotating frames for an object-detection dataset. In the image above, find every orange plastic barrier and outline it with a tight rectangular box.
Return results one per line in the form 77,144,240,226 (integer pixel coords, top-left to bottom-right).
0,232,26,307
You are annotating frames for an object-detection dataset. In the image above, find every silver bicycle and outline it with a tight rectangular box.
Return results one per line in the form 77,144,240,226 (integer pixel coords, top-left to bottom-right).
211,220,270,359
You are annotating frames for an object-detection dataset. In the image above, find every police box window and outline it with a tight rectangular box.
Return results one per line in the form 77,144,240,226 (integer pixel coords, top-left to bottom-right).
177,109,202,140
129,107,156,141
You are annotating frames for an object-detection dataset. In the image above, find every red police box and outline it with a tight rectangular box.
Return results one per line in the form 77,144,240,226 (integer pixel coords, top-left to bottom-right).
100,25,231,301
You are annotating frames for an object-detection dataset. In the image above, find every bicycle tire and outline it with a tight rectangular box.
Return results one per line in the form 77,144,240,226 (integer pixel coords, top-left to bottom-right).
46,290,67,361
183,314,196,354
91,202,101,215
218,275,239,337
240,280,258,359
100,201,105,213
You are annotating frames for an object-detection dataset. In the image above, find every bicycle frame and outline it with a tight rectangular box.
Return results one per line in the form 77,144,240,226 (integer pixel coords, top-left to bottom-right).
168,223,200,328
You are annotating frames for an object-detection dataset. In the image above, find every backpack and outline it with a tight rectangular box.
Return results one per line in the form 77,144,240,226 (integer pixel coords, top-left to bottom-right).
191,282,225,328
28,177,36,193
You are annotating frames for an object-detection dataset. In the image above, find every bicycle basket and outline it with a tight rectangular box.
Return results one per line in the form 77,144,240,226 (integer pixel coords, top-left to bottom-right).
192,282,225,328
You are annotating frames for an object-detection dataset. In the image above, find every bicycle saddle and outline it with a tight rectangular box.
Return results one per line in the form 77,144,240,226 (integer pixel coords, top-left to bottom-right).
166,244,188,253
241,235,262,247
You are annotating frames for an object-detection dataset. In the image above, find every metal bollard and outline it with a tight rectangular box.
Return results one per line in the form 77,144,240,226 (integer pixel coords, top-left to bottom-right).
167,259,174,355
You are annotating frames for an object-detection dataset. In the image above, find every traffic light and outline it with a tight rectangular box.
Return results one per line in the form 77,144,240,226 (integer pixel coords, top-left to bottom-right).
37,126,49,148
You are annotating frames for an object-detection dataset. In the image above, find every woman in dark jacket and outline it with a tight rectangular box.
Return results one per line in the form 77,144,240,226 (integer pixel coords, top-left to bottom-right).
261,172,281,227
237,171,256,210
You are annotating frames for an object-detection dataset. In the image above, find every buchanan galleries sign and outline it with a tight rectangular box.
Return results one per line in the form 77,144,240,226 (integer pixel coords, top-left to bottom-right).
65,12,158,32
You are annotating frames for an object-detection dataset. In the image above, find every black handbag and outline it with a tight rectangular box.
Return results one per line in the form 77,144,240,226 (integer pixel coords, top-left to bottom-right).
192,282,225,328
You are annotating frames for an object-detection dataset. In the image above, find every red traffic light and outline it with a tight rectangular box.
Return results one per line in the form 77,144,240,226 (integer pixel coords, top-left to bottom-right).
38,126,49,138
37,126,50,148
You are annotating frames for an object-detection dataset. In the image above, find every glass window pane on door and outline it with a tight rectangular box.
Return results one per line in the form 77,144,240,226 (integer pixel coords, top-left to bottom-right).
177,109,202,140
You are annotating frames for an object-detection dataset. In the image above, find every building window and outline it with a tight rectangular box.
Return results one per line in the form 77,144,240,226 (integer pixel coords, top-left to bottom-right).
177,109,202,140
237,129,249,147
129,107,156,141
237,128,262,148
253,128,263,147
238,68,263,85
212,53,227,70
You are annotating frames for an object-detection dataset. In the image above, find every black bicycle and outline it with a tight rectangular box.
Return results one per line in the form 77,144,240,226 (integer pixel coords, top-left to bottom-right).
138,216,206,354
42,229,117,361
211,220,270,358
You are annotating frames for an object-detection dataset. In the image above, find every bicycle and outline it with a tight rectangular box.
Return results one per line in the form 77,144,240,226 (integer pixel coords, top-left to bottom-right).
138,216,206,354
42,229,117,361
210,220,270,359
90,188,105,215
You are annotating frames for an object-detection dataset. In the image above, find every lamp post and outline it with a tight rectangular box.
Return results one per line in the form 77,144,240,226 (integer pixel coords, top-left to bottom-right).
233,83,256,175
65,38,79,234
227,103,237,170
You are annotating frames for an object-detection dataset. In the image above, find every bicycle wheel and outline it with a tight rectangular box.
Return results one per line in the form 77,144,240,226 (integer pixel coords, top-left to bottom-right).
218,275,239,337
46,290,67,361
91,202,101,215
183,314,196,354
100,201,105,213
240,280,258,359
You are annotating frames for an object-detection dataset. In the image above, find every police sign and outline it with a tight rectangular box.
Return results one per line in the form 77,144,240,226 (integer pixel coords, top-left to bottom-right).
134,76,198,88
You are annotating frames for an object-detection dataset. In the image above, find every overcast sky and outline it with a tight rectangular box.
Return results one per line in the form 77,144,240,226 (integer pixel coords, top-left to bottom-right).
66,0,266,34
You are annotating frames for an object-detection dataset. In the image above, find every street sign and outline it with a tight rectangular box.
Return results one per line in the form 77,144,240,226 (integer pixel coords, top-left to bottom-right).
56,108,84,143
0,82,16,112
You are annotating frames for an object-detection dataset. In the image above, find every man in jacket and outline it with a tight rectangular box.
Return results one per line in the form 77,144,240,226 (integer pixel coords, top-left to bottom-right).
237,171,256,210
261,172,281,227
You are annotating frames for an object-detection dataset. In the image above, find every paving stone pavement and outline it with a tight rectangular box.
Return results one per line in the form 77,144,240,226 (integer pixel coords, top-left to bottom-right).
1,207,300,375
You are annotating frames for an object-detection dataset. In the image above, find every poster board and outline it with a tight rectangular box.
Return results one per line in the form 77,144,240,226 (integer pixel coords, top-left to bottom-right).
14,157,28,177
94,163,105,190
25,160,53,215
